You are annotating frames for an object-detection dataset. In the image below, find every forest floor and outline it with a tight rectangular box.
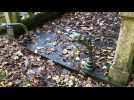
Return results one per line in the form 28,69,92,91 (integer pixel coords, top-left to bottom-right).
0,12,134,87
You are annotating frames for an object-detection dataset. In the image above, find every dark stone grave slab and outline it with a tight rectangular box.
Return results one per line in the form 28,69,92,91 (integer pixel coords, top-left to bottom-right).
22,31,123,86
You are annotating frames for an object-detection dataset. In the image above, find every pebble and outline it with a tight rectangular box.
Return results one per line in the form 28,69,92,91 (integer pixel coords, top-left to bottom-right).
47,75,51,79
63,49,68,55
102,65,107,69
75,57,80,61
89,26,93,30
52,41,57,46
81,60,86,65
34,49,38,53
66,28,71,32
57,30,62,34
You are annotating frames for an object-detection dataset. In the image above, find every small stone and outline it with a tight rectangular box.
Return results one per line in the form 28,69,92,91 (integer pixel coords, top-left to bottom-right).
102,66,107,69
46,75,51,79
57,30,62,34
75,57,80,61
66,28,71,32
52,41,57,46
34,49,38,53
81,60,86,65
47,60,55,66
63,49,68,55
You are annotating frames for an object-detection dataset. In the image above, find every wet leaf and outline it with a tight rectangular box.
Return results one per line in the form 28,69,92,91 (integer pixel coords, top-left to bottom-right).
15,50,23,57
47,48,55,54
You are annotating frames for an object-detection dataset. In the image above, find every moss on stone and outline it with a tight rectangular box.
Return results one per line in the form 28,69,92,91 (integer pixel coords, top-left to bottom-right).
108,12,134,85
